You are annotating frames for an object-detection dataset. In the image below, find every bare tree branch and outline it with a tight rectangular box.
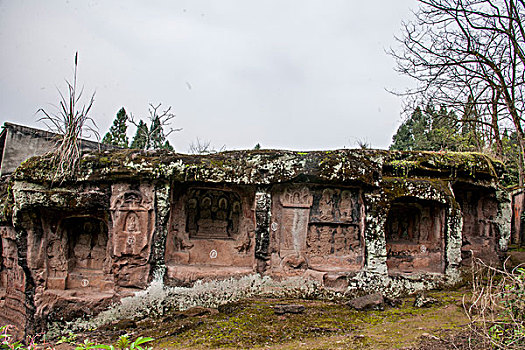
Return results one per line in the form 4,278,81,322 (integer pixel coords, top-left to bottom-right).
129,103,181,150
390,0,525,184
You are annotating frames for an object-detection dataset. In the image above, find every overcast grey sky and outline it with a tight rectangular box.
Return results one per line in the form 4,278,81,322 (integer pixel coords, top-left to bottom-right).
0,0,417,152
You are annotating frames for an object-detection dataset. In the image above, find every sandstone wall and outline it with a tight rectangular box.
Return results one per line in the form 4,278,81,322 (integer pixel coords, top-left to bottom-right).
0,149,511,336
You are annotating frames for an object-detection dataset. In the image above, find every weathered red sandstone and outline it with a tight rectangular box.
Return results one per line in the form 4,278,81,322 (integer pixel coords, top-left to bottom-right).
0,149,512,337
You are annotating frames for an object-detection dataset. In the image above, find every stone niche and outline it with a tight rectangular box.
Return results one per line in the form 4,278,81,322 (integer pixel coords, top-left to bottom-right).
165,184,256,285
385,197,446,274
20,210,116,330
47,216,113,291
110,184,155,288
453,183,500,265
0,226,26,339
270,185,364,276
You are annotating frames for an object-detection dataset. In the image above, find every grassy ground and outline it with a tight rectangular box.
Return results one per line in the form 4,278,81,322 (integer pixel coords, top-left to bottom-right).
51,249,525,349
71,289,469,350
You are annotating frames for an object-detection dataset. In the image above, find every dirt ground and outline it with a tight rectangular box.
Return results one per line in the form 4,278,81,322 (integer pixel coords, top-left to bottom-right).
63,289,472,350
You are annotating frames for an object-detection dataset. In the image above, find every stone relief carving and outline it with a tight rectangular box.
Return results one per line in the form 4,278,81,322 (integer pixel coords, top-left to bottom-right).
319,188,335,221
165,185,256,286
385,201,446,274
275,186,363,273
386,203,444,244
125,212,139,233
184,188,241,239
234,221,254,253
280,253,308,272
306,188,362,267
110,186,154,258
280,186,313,208
306,224,361,256
47,238,67,276
339,190,354,221
275,186,313,274
44,217,111,291
46,223,68,290
71,220,108,270
1,227,25,292
309,188,359,223
170,221,194,252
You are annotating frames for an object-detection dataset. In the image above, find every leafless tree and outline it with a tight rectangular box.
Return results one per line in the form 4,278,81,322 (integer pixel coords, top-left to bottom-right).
129,103,181,150
390,0,525,185
188,137,226,154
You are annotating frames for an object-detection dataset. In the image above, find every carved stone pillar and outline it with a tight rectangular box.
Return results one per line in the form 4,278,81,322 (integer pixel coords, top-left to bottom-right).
110,184,155,288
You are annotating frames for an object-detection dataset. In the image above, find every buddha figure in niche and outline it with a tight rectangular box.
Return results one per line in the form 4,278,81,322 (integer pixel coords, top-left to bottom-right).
125,212,140,233
200,197,212,219
74,232,92,269
47,238,67,276
90,231,107,270
333,226,346,255
339,190,354,221
230,201,241,233
293,192,300,204
217,197,228,220
186,198,198,233
420,215,432,242
319,189,334,221
184,189,241,239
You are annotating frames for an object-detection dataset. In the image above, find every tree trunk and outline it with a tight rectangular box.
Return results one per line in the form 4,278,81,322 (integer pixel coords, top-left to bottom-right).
517,132,525,186
491,91,504,158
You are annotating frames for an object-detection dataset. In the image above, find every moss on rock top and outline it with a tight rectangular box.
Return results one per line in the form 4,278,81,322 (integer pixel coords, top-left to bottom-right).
11,149,503,187
383,150,504,180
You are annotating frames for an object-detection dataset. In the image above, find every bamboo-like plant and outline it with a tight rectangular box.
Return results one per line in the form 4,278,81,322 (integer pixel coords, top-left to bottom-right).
38,52,99,183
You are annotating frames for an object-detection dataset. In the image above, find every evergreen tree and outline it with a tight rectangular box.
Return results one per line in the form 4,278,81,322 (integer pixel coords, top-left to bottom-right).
102,108,129,148
390,107,422,151
129,103,180,151
162,141,174,151
130,120,148,149
390,105,478,152
149,116,173,150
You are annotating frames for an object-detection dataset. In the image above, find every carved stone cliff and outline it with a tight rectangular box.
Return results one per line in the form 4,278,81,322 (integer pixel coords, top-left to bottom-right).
0,149,511,337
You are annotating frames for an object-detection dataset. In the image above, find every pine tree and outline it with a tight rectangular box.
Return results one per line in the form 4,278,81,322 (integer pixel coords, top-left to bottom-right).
130,120,148,149
162,141,174,151
129,103,180,150
390,107,420,151
150,116,166,150
102,108,129,148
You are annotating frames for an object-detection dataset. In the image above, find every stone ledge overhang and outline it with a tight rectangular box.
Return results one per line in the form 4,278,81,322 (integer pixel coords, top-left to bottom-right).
382,150,504,181
381,177,457,206
13,149,383,187
11,149,503,188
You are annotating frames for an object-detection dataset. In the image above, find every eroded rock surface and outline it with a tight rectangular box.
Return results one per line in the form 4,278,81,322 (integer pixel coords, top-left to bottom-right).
0,149,511,336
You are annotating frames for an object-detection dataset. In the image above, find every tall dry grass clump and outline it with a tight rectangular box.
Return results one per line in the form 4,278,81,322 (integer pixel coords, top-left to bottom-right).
464,258,525,349
38,52,98,182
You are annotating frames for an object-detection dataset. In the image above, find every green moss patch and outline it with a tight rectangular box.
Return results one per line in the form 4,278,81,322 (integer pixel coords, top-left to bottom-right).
383,150,503,180
72,290,468,350
12,149,502,190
